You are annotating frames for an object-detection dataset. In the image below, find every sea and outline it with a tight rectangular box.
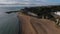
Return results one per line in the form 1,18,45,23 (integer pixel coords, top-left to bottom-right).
0,7,24,34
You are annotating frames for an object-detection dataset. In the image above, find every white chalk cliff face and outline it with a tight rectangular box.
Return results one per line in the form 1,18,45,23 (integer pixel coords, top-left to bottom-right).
54,12,60,16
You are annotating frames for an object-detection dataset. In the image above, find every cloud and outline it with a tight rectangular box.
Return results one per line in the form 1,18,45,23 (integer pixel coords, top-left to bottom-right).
23,0,30,1
0,0,47,4
0,0,30,4
0,0,59,5
0,0,6,2
0,0,51,7
0,0,59,7
36,0,46,2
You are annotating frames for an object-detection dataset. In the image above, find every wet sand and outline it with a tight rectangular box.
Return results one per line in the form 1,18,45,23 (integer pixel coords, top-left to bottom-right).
17,12,60,34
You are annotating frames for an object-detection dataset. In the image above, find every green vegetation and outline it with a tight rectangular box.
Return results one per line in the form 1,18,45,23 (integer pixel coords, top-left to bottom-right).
23,7,56,19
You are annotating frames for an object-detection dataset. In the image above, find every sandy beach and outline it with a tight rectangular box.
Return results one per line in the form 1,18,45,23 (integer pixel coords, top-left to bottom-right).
18,12,60,34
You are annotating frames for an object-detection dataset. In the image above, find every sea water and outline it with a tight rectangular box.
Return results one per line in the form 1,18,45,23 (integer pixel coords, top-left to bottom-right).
0,7,24,34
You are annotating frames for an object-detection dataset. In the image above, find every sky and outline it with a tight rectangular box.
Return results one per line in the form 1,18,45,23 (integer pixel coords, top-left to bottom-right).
0,0,60,7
